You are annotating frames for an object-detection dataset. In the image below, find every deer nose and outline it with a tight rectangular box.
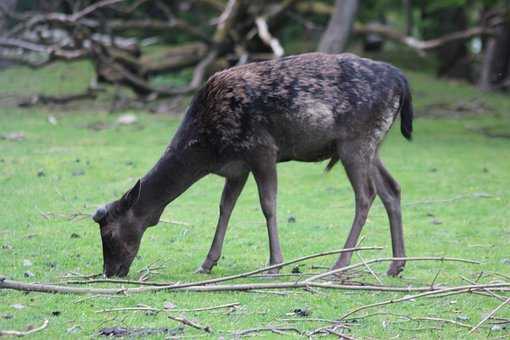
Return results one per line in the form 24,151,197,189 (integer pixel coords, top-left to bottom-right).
93,206,107,223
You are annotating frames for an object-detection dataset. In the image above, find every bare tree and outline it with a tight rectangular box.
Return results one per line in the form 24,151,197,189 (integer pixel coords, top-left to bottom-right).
479,8,510,91
318,0,359,54
403,0,413,35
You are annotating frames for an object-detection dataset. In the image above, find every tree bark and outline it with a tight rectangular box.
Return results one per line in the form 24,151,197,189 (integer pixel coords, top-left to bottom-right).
479,21,510,91
318,0,359,54
403,0,413,36
421,4,471,79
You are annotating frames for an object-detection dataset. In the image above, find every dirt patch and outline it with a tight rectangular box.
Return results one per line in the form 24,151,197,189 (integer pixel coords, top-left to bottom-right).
416,98,495,118
98,326,184,337
468,126,510,139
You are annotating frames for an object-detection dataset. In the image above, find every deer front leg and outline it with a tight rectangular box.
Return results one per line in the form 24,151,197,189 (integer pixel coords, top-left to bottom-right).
197,173,249,274
250,152,283,274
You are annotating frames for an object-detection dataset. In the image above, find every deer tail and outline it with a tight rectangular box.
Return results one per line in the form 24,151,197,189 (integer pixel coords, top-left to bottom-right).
324,154,339,172
399,74,413,140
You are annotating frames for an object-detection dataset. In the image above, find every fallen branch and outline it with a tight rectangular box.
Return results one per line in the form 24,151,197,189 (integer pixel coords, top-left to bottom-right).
0,319,49,337
159,219,192,226
338,283,509,321
460,275,507,302
66,278,174,286
2,275,509,296
169,302,240,313
304,256,480,283
234,326,302,337
98,302,239,314
167,315,211,333
18,89,98,107
412,316,473,329
468,296,510,334
356,252,383,285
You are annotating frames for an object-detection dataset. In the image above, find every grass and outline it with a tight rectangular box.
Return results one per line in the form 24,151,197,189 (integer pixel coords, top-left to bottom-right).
0,60,510,339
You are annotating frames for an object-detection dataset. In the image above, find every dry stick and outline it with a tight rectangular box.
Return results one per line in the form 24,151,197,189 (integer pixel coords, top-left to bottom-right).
412,316,473,329
460,275,507,302
0,319,49,337
326,329,355,340
468,296,510,334
143,246,382,289
279,318,342,324
430,269,442,289
167,315,211,333
339,283,510,321
66,278,174,286
159,219,191,226
169,302,240,313
234,327,301,337
346,312,473,329
307,323,351,337
487,271,510,281
4,246,371,294
1,276,509,295
97,306,159,313
61,272,102,280
304,256,480,283
98,303,240,314
248,290,290,296
356,252,383,285
56,246,381,291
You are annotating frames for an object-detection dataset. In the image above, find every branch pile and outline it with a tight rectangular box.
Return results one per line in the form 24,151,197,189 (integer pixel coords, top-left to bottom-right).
1,0,497,105
1,247,509,337
0,0,297,102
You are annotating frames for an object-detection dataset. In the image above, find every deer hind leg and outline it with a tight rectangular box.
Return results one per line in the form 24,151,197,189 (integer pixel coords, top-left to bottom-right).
197,173,249,274
372,157,406,277
332,140,377,270
249,149,283,274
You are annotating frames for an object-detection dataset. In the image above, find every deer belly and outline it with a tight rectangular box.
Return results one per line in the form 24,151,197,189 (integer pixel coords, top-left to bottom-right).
273,103,338,162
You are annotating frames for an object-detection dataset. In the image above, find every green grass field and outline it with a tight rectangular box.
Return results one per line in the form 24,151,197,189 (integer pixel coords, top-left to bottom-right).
1,61,509,339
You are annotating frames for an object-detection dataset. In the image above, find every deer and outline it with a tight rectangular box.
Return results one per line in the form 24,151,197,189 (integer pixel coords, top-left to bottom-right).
92,52,413,278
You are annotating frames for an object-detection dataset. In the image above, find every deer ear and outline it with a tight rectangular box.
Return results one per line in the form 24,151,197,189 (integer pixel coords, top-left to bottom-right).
121,179,141,210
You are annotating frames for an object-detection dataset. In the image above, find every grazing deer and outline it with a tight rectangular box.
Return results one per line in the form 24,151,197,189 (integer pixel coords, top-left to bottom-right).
92,52,413,278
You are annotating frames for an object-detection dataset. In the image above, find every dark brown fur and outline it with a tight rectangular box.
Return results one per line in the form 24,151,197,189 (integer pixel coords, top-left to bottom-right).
93,52,413,277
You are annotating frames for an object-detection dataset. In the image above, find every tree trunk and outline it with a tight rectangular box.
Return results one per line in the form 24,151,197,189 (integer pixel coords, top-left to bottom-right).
318,0,359,54
0,0,17,69
421,4,471,79
403,0,413,36
479,21,510,91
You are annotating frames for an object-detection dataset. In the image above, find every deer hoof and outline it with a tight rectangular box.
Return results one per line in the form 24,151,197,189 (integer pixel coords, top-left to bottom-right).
194,266,211,274
386,261,405,277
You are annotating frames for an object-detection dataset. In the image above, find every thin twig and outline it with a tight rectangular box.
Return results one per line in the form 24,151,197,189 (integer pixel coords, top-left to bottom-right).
159,219,192,226
97,306,159,313
156,246,382,290
167,315,211,333
0,319,49,337
339,284,509,321
468,296,510,334
304,256,480,283
66,278,174,286
234,326,301,337
411,316,473,329
356,252,383,285
460,275,507,302
170,302,240,313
